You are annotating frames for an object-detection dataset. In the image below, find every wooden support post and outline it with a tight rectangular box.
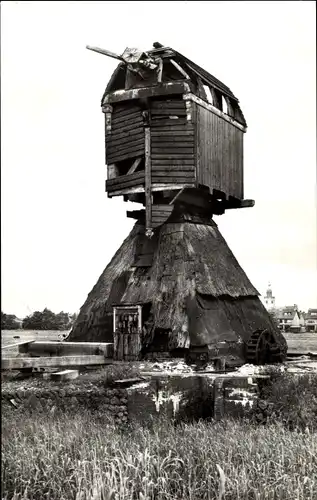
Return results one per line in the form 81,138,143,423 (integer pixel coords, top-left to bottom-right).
157,58,163,83
169,187,185,206
127,157,142,175
107,164,119,180
103,104,113,135
144,127,153,236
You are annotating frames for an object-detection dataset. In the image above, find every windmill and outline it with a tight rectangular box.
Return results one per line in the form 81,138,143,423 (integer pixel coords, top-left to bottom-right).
68,42,287,365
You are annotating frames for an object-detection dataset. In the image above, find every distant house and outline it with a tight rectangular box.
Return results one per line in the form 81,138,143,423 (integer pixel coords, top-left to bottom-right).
277,305,305,332
304,309,317,332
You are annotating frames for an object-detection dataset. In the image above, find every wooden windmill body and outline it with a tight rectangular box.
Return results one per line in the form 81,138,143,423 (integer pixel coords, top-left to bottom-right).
69,43,287,365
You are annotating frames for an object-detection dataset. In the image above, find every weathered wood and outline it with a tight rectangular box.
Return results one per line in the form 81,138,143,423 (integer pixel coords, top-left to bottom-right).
152,171,195,178
1,355,111,371
127,209,145,219
151,100,185,108
152,147,194,155
151,109,187,116
112,105,142,117
169,58,190,79
106,171,144,186
152,204,174,213
107,164,119,180
151,145,194,154
151,135,194,144
106,128,144,143
18,341,114,357
127,157,142,175
152,166,195,173
107,137,145,154
154,183,195,192
107,147,145,164
196,103,244,200
102,82,192,104
108,183,196,197
111,114,143,129
150,118,188,127
150,125,194,133
111,110,143,126
184,93,247,132
151,130,194,137
145,127,152,232
226,199,255,209
2,339,36,350
152,159,195,166
152,154,195,159
110,120,144,134
106,173,145,191
106,131,144,148
107,186,146,197
152,176,195,184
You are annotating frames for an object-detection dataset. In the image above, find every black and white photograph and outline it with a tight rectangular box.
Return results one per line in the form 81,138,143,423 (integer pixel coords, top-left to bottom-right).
1,1,316,498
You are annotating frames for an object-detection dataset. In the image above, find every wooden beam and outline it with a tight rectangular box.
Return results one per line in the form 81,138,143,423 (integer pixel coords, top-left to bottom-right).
107,183,196,197
169,187,185,205
183,93,247,132
240,199,255,208
226,199,255,210
144,127,152,234
127,209,145,220
127,157,142,175
169,59,190,79
102,82,192,105
18,341,114,357
2,340,36,350
1,355,112,371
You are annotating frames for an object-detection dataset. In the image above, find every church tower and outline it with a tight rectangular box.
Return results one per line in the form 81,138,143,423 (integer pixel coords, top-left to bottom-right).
264,283,276,310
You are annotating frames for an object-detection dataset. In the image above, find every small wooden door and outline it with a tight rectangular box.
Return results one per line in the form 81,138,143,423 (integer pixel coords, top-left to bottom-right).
113,306,142,361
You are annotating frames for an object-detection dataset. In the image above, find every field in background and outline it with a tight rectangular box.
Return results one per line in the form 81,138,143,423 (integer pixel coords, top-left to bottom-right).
1,330,70,357
2,329,317,356
283,331,317,354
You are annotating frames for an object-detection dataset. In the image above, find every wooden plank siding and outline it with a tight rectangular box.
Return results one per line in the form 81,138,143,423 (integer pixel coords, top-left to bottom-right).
151,204,173,228
150,97,196,186
105,103,145,165
196,103,244,200
106,171,144,191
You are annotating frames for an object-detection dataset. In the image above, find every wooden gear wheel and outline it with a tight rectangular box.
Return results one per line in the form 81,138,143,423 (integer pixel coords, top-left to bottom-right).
246,329,284,365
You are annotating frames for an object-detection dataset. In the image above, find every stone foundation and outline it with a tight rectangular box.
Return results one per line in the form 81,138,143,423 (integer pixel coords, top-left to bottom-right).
1,386,129,424
1,373,266,423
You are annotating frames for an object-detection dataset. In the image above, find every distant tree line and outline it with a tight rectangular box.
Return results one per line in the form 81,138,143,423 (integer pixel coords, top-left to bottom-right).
1,309,78,331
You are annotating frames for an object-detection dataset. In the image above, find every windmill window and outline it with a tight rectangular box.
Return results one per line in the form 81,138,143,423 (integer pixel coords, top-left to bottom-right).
203,85,214,105
222,96,229,114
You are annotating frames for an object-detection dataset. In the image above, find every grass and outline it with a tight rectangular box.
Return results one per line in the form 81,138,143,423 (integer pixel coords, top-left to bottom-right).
2,411,317,500
259,373,317,431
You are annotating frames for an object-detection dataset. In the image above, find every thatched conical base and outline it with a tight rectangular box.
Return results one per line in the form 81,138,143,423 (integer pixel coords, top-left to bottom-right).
69,212,287,364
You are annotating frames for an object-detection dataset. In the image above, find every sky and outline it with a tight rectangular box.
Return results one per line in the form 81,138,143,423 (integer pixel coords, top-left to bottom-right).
1,0,316,318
